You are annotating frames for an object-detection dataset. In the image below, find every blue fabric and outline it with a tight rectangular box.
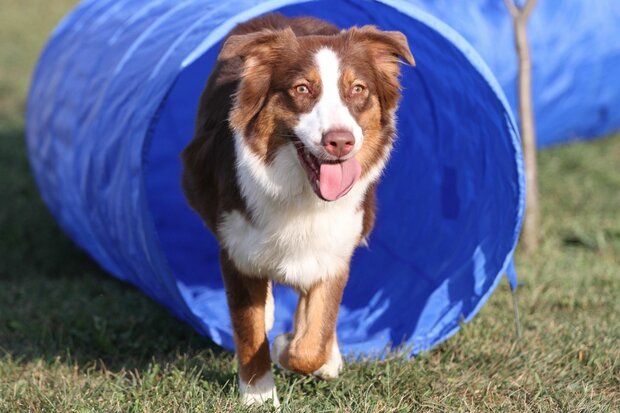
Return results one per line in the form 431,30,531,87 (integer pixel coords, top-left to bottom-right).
27,0,525,356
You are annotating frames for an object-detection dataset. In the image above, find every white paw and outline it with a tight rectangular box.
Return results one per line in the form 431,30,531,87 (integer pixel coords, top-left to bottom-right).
313,339,343,380
270,333,292,368
265,282,275,333
239,370,280,408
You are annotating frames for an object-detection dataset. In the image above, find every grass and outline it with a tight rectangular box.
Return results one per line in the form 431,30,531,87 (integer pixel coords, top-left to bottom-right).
1,1,619,412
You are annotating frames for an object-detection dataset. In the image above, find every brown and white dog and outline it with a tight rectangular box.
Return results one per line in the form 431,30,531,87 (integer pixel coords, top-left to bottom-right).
181,13,413,407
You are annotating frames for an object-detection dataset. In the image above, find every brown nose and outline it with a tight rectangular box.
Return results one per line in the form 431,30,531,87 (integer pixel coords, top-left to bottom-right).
321,130,355,158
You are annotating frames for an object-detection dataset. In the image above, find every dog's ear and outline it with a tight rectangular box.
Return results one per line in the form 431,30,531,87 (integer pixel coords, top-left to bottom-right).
218,28,298,61
349,25,414,68
347,26,414,110
221,28,298,131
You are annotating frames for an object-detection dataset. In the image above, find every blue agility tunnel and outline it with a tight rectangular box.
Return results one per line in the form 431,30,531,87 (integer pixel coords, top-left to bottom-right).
27,0,524,356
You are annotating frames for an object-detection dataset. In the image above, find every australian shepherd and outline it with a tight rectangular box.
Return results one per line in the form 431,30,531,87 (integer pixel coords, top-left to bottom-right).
181,13,413,407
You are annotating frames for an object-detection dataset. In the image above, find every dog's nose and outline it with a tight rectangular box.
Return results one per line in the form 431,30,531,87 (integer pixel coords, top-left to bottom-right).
321,130,355,158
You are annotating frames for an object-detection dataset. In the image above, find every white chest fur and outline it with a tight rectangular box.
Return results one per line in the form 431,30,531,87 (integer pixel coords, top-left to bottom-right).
218,138,371,290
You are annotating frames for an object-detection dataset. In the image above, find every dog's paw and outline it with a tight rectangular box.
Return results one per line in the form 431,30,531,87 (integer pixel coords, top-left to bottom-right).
270,333,292,368
313,339,343,380
239,370,280,408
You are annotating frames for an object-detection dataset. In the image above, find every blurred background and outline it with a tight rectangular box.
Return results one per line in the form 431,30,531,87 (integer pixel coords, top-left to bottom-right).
1,1,618,411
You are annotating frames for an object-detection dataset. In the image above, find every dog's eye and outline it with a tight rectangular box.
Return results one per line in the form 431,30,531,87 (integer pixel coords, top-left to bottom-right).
351,84,366,95
295,84,310,94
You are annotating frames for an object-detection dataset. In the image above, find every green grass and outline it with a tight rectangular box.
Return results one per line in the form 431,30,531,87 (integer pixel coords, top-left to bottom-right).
1,1,619,412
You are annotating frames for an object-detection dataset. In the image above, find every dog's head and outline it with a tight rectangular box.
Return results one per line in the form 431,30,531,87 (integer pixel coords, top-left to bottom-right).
220,24,414,202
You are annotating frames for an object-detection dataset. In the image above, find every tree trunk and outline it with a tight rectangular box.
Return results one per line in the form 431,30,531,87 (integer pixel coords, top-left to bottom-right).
505,0,539,254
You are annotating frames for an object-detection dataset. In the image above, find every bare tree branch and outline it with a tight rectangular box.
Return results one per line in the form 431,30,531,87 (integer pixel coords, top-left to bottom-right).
504,0,538,20
505,0,540,253
523,0,538,20
503,0,519,18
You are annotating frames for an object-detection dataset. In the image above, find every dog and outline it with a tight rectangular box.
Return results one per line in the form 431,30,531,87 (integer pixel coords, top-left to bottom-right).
181,13,413,407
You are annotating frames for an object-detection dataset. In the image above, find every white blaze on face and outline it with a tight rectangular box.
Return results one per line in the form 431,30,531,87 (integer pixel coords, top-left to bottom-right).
293,48,363,157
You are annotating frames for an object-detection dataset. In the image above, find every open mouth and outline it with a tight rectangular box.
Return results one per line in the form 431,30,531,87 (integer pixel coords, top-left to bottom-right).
295,143,362,201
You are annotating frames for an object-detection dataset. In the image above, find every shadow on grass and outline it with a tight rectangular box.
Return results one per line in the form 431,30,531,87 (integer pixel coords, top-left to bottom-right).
0,122,229,384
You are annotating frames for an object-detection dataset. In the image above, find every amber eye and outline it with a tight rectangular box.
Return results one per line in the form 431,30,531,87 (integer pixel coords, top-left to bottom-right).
295,84,310,94
351,84,366,95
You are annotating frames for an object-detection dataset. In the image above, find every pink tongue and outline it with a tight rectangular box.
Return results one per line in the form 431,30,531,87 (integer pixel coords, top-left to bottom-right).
319,158,362,201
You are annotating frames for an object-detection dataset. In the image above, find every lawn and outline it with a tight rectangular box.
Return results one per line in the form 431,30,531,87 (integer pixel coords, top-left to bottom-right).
1,1,618,412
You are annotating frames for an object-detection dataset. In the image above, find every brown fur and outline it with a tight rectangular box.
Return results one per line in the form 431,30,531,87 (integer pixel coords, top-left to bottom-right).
279,271,348,374
181,13,413,389
219,250,272,383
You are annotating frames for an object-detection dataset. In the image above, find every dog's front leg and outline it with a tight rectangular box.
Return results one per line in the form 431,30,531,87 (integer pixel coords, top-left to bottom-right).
219,251,279,407
271,271,347,379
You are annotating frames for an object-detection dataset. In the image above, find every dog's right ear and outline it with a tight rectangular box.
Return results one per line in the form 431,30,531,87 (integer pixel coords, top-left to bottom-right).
223,28,298,134
218,28,298,62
